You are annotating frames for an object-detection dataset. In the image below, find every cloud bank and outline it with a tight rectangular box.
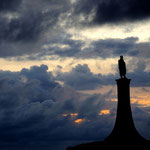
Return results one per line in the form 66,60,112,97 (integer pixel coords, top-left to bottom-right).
0,64,149,150
56,63,150,90
0,64,115,149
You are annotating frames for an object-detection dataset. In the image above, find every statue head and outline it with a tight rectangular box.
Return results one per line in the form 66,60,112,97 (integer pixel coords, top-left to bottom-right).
120,56,123,59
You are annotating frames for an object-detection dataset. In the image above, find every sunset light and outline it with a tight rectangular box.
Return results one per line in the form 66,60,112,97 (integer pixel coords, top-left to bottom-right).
70,113,78,116
74,119,85,124
99,110,110,116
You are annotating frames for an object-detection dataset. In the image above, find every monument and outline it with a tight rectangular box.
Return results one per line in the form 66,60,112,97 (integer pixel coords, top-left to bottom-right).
105,56,145,142
67,56,148,150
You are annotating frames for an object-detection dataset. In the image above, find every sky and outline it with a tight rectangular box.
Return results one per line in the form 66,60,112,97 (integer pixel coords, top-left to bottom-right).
1,0,150,150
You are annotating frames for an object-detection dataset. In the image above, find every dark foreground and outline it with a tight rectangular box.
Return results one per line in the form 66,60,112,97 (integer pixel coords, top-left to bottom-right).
67,140,150,150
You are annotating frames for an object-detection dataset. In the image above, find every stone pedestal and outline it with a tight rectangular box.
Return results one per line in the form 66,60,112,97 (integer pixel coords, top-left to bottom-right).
105,78,145,142
66,78,149,150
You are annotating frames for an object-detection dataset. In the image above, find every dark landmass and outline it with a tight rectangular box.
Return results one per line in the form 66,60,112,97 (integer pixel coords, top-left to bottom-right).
67,140,150,150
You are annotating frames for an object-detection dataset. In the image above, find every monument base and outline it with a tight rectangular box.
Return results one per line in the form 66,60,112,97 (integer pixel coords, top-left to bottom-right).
66,79,148,150
105,78,146,142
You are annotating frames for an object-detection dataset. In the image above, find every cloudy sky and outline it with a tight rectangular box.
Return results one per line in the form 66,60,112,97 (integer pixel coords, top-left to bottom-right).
1,0,150,149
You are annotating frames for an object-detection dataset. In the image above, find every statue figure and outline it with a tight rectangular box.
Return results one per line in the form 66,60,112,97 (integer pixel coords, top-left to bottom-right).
118,56,126,78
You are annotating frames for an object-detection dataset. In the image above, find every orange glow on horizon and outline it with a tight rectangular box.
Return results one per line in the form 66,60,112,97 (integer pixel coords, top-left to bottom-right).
70,113,78,116
74,119,85,124
62,113,68,117
111,98,117,102
135,99,150,107
99,110,110,116
62,113,78,117
112,98,150,108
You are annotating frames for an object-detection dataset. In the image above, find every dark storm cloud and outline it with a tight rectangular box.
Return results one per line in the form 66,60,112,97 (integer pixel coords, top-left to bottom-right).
0,13,43,43
73,0,150,25
0,0,21,12
0,64,150,149
0,0,70,42
95,0,150,24
0,0,71,57
46,39,84,58
0,0,150,59
0,64,58,109
0,64,117,149
82,37,150,59
24,36,140,60
129,64,150,87
0,34,139,58
0,0,149,59
80,37,139,58
33,36,150,60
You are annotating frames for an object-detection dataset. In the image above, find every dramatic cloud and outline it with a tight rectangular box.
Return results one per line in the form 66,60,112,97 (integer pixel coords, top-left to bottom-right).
56,63,150,90
79,37,139,59
0,0,71,57
0,0,150,59
94,0,150,24
56,64,116,90
0,64,117,149
0,64,149,150
19,36,150,61
0,0,21,12
73,0,150,25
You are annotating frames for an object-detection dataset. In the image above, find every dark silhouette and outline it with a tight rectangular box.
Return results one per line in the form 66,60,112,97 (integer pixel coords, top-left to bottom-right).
66,56,149,150
118,56,126,78
104,78,146,143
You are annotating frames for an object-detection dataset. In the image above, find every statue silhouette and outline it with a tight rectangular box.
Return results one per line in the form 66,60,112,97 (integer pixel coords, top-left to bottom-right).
104,56,146,143
118,56,126,78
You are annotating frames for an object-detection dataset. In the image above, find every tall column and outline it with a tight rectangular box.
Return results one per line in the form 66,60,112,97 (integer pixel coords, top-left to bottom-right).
105,78,145,143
